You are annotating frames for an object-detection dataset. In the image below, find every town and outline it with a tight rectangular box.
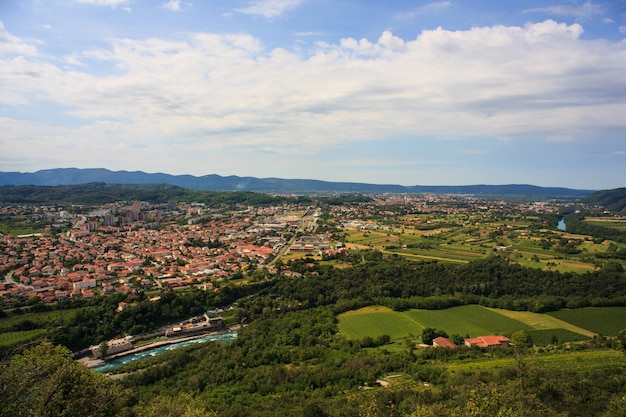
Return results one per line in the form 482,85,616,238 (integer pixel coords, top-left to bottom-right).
1,193,580,309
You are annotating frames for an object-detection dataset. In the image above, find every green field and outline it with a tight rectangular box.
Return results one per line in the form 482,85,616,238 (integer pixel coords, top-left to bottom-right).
0,309,70,332
526,329,589,345
485,307,596,337
584,219,626,231
338,306,419,340
0,329,47,347
548,307,626,336
441,349,625,374
342,218,616,272
403,305,532,337
337,305,612,345
338,305,531,343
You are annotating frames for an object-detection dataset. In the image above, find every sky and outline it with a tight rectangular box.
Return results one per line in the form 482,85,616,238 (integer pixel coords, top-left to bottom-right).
1,1,625,189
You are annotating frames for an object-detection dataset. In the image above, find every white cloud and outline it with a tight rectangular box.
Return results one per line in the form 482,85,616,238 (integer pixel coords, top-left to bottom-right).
1,20,625,176
0,21,38,56
235,0,304,18
161,0,182,12
619,26,626,34
524,1,604,21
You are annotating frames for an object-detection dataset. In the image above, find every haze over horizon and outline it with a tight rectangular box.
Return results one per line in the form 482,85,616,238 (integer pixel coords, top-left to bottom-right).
1,1,625,190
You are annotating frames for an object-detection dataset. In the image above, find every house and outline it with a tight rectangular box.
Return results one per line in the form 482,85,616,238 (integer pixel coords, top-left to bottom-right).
464,335,510,349
433,336,457,349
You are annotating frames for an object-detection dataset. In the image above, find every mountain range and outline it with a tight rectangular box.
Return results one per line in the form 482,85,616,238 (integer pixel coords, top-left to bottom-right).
0,168,595,197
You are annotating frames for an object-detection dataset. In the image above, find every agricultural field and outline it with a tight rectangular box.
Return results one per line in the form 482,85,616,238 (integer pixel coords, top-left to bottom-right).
337,305,611,345
485,307,596,337
440,349,626,374
341,213,622,273
547,307,626,337
409,305,533,335
337,306,418,340
584,218,626,231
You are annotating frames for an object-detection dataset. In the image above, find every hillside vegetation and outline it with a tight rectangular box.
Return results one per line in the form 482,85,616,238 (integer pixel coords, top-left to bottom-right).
583,187,626,213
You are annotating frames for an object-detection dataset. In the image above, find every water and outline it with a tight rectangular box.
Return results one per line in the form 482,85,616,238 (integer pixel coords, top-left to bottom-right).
557,218,566,231
94,332,237,373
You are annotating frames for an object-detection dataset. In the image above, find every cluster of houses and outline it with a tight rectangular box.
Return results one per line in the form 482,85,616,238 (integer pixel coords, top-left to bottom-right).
433,335,511,349
0,203,327,306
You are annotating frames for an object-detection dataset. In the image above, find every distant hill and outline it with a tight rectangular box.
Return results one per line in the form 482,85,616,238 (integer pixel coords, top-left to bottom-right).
0,183,311,206
0,168,595,197
583,188,626,212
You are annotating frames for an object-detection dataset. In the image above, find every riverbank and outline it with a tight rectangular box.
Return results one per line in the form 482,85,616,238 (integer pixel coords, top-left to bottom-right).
78,326,240,369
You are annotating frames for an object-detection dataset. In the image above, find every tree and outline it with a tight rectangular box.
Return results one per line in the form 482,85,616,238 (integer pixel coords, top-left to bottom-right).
99,340,109,358
618,329,626,352
421,327,448,345
511,331,533,348
136,393,216,417
0,342,125,417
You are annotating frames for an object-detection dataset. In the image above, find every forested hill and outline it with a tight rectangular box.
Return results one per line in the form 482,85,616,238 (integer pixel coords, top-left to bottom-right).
583,187,626,212
0,168,594,196
0,183,312,206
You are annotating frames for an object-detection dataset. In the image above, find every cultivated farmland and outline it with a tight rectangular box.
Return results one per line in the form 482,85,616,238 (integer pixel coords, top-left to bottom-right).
337,305,614,345
548,307,626,336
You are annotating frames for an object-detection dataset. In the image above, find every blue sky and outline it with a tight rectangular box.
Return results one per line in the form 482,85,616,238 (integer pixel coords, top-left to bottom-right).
1,0,625,189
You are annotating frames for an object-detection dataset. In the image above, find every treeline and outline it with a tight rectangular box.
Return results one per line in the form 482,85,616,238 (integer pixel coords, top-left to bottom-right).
564,212,626,244
236,254,626,322
0,183,309,207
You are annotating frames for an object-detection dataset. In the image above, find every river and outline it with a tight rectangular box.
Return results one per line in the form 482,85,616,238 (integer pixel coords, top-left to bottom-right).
94,332,237,373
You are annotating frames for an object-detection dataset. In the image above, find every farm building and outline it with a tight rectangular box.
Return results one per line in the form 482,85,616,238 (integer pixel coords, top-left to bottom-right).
464,335,510,349
433,336,457,349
